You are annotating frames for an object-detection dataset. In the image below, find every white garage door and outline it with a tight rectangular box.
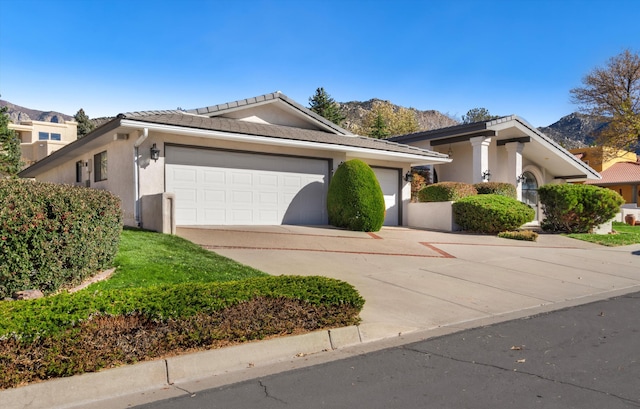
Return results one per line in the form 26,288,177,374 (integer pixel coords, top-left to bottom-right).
372,167,400,226
166,146,329,225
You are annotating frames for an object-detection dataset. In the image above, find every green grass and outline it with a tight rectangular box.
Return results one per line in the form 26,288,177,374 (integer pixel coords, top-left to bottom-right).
566,222,640,246
86,228,266,290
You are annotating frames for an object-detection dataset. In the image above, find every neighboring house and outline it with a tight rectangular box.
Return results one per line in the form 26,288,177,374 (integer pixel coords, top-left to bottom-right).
389,116,601,223
19,92,450,232
571,146,640,205
9,119,78,168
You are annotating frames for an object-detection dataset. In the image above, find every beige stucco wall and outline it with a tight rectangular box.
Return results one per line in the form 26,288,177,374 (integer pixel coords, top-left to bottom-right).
219,103,321,130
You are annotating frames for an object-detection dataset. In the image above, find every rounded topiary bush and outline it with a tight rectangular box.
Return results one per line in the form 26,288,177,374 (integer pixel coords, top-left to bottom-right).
474,182,517,199
418,181,477,202
453,194,535,234
538,184,624,233
327,159,385,232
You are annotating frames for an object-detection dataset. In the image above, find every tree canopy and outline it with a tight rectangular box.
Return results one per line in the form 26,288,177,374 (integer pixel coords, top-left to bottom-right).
360,100,419,138
308,87,346,126
0,105,22,177
461,107,499,124
74,108,95,139
570,49,640,153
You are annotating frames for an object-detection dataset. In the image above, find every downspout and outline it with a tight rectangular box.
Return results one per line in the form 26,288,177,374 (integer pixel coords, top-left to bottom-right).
133,128,149,226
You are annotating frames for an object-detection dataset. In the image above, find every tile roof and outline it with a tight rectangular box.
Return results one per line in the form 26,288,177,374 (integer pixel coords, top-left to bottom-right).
120,111,447,159
584,161,640,185
186,91,354,135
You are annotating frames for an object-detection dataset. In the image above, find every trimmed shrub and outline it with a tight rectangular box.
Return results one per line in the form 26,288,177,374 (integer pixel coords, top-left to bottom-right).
474,182,517,199
538,184,624,233
327,159,385,232
453,194,535,234
498,230,538,242
418,181,477,202
0,179,122,298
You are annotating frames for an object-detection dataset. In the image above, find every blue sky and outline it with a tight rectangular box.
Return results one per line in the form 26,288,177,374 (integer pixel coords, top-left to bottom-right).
1,0,638,128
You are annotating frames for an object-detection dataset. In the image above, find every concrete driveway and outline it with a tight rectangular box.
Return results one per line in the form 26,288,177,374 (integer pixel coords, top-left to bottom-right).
177,226,640,342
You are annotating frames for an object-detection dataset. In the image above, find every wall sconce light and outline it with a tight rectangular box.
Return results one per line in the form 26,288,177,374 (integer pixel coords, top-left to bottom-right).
150,143,160,162
447,144,453,157
481,169,491,181
404,171,414,182
516,173,526,184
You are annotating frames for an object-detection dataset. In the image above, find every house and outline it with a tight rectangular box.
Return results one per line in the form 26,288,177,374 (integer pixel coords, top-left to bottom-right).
389,116,601,224
19,92,451,233
571,146,639,205
9,119,78,168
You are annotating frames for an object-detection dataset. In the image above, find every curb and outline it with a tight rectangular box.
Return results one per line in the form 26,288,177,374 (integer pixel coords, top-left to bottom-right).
1,326,362,409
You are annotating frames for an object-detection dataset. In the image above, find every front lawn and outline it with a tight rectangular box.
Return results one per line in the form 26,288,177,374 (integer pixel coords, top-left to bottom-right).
566,222,640,246
0,228,364,389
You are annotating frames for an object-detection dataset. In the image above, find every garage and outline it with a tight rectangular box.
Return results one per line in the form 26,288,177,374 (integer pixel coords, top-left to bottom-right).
372,167,401,226
165,145,330,225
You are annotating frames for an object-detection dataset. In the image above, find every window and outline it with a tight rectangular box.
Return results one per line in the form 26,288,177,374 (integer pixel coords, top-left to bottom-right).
76,161,83,183
51,133,61,141
38,132,49,140
94,151,107,181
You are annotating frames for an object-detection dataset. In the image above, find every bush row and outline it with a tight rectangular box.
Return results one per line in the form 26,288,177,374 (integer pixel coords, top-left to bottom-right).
418,181,516,202
0,179,122,298
0,275,365,341
452,195,535,234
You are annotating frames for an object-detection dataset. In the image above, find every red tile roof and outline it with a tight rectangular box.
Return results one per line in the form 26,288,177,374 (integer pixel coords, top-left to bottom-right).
585,160,640,185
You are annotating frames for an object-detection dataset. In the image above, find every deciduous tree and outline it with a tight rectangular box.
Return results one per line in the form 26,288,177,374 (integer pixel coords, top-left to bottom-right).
570,49,640,153
0,104,22,177
308,87,346,126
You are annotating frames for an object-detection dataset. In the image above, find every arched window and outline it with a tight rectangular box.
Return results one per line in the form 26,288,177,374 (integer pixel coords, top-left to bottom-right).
521,171,539,220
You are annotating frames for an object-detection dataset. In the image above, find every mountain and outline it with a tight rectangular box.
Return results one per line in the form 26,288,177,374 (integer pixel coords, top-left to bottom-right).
538,112,608,149
0,99,73,124
338,99,459,134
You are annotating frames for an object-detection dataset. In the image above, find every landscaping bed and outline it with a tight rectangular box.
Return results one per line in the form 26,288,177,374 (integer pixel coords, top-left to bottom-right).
0,229,364,389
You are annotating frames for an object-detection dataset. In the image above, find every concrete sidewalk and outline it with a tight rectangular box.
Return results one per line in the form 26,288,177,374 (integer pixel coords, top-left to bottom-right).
3,226,640,409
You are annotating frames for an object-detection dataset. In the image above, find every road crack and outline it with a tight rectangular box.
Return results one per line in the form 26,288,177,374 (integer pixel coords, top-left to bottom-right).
259,380,288,404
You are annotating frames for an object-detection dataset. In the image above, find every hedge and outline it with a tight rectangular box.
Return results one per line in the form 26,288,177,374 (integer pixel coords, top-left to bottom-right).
418,182,477,202
538,184,624,233
0,179,122,298
453,194,535,234
327,159,385,232
473,182,517,199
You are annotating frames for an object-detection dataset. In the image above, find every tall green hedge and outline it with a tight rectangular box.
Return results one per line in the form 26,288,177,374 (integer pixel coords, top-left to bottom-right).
538,184,624,233
327,159,385,232
418,182,477,202
0,180,122,298
453,194,535,234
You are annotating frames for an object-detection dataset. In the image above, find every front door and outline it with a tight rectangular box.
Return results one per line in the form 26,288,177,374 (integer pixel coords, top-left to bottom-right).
521,171,539,221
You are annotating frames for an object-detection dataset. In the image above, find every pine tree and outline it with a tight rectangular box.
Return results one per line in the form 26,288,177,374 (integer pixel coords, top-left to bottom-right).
369,112,390,139
308,87,346,126
75,108,95,139
0,105,22,177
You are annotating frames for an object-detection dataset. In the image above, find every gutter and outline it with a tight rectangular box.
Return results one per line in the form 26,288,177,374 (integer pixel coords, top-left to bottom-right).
133,128,149,226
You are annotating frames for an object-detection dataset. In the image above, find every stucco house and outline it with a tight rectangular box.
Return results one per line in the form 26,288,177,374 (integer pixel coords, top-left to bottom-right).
19,92,451,233
9,118,78,168
389,116,601,225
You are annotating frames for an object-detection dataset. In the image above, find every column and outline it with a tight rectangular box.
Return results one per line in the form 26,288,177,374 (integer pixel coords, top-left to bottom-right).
505,142,524,200
470,136,491,184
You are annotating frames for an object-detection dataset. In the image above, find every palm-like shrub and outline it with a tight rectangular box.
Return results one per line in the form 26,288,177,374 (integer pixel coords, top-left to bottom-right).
327,159,385,232
453,194,535,234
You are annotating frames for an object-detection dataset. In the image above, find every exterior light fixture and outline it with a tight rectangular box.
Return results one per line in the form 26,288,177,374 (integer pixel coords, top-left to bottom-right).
516,173,526,184
150,143,160,162
481,169,491,182
405,171,414,182
447,144,453,157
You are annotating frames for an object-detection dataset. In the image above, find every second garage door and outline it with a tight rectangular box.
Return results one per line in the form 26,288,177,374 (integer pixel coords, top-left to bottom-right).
166,146,330,225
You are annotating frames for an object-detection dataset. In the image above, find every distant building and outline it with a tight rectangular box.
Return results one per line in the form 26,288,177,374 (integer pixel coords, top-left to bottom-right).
9,119,78,168
571,146,640,205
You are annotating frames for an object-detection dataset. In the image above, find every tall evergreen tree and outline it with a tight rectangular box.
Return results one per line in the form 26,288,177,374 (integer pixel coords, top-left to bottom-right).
308,87,346,126
369,112,390,139
74,108,95,139
461,107,499,124
0,105,22,177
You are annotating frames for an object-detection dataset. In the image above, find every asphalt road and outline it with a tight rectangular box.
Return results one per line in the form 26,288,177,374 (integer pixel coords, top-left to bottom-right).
134,292,640,409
